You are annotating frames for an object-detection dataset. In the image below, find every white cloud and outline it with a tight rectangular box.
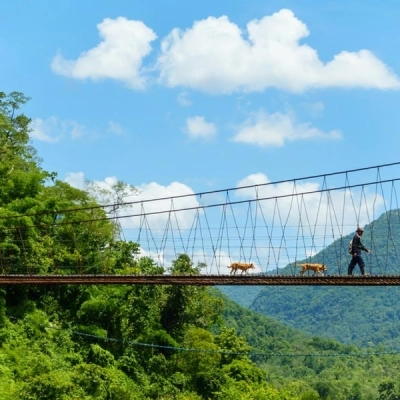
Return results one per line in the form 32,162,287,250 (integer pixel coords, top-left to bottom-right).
51,17,157,89
50,10,400,94
127,181,200,230
65,172,85,189
158,9,400,93
30,117,61,143
30,117,84,142
232,110,341,147
65,174,200,231
184,116,217,139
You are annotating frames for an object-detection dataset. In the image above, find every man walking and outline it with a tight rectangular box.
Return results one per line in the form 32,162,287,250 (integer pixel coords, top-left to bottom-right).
348,227,371,276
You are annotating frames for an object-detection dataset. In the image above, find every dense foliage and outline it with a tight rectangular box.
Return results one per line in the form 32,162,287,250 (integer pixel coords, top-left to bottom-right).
1,91,400,399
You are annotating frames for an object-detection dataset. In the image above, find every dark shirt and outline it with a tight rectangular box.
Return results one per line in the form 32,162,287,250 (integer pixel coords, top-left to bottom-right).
351,233,369,254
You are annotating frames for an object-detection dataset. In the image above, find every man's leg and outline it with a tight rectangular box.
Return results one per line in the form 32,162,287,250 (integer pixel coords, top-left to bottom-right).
348,256,356,275
358,256,366,276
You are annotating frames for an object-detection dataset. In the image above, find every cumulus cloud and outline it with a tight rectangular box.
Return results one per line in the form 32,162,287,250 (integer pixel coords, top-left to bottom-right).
50,10,400,94
30,117,84,142
51,17,157,89
232,110,341,147
125,181,200,230
184,116,217,139
65,173,200,231
158,9,400,93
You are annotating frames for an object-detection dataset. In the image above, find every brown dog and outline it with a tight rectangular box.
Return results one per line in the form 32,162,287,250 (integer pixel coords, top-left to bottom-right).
296,263,327,276
228,262,255,275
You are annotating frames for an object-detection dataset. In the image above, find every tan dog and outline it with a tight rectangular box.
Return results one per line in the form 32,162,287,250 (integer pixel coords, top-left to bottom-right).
296,263,327,276
228,262,255,275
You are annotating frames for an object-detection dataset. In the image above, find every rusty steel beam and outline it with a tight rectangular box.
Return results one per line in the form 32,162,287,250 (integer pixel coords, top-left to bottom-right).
0,274,400,286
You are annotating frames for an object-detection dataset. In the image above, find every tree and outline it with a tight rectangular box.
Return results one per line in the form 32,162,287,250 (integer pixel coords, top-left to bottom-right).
160,254,223,340
0,91,52,205
378,381,400,400
84,178,140,242
177,327,221,381
0,92,119,275
214,327,252,366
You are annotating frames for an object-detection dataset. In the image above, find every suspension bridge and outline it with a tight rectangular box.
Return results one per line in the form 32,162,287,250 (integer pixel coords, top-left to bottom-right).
1,162,400,286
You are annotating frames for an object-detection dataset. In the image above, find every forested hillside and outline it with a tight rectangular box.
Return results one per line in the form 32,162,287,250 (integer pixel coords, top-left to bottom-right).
2,91,400,399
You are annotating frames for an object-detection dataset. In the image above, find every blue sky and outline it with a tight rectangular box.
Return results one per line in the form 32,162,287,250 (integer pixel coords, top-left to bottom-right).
2,0,400,271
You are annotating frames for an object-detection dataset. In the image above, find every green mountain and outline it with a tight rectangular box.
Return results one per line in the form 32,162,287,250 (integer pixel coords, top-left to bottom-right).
219,209,400,350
